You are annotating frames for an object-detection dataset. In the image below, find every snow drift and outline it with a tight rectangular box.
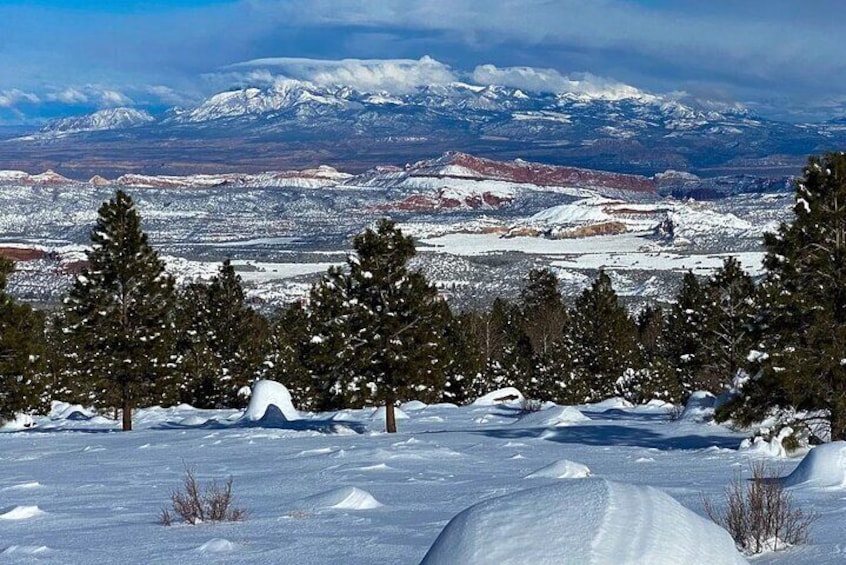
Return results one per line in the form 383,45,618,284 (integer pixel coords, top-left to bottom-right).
293,486,382,511
518,406,590,427
782,441,846,489
472,387,524,406
240,380,300,423
524,459,591,479
679,391,716,422
420,479,747,565
0,505,44,520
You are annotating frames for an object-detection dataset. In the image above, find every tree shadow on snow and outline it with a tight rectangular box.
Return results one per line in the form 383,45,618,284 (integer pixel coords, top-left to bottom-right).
155,413,368,435
471,423,743,451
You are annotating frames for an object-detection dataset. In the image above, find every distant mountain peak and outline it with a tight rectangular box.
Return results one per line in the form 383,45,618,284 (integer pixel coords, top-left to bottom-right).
40,107,154,136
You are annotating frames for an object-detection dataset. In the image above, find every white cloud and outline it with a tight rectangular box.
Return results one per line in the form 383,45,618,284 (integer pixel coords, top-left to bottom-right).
226,56,457,93
48,87,89,104
0,89,40,107
472,64,649,100
99,89,132,107
45,86,133,107
144,85,191,106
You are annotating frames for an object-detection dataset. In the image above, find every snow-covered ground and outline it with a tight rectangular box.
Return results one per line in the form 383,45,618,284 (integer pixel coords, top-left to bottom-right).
2,395,844,563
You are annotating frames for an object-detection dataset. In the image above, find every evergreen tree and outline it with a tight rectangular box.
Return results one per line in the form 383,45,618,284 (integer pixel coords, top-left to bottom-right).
518,268,569,400
173,261,267,408
263,302,313,409
0,259,47,421
60,191,175,431
721,153,846,440
700,257,756,392
308,219,450,432
567,271,638,402
663,271,708,395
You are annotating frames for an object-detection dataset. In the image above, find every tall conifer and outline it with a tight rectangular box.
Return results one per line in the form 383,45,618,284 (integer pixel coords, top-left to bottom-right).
61,191,175,430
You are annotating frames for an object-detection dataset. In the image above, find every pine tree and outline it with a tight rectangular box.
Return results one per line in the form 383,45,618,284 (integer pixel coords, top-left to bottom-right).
60,190,175,431
700,257,756,392
308,219,450,432
567,271,638,402
263,302,313,409
663,271,708,395
0,258,47,421
721,153,846,440
173,261,268,408
518,268,569,400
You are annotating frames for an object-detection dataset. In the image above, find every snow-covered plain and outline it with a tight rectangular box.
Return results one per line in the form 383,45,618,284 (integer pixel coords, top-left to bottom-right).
2,396,845,564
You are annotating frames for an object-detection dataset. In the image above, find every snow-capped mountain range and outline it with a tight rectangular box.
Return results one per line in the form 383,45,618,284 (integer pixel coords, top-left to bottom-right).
4,77,844,178
37,108,155,136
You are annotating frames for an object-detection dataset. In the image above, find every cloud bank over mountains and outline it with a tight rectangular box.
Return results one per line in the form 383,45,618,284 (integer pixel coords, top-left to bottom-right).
0,0,844,123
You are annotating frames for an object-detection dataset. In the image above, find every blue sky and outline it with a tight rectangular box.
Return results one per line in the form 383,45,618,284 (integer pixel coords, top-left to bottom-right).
0,0,843,124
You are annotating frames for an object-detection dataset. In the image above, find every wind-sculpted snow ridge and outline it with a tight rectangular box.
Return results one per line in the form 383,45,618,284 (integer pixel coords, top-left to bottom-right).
421,479,748,565
292,486,383,511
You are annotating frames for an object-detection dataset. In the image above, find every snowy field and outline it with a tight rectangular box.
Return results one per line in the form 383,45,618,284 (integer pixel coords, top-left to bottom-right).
2,393,845,564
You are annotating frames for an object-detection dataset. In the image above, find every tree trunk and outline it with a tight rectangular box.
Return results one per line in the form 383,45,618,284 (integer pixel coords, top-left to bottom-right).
385,401,397,434
831,406,846,441
122,397,133,431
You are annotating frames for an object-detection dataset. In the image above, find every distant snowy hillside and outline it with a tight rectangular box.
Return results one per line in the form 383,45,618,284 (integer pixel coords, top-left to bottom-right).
4,72,835,177
39,108,155,136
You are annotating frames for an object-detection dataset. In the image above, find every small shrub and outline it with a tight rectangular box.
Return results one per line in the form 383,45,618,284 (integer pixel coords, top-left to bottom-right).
702,461,816,554
160,466,247,526
667,403,684,422
519,398,543,414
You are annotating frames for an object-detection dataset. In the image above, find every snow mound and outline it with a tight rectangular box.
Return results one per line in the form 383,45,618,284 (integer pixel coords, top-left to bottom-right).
1,413,36,430
525,459,591,479
294,486,383,511
420,479,747,565
519,406,590,427
782,441,846,489
50,401,95,420
679,391,716,422
178,415,210,427
371,406,410,420
738,427,793,458
401,400,428,411
0,505,44,520
473,387,524,406
586,397,634,411
195,539,235,553
241,380,299,422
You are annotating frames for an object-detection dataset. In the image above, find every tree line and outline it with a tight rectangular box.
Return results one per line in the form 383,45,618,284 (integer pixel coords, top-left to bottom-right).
2,153,846,441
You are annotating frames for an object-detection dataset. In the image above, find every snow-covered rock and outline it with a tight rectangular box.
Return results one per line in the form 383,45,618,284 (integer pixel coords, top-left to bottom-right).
420,479,747,565
472,387,524,406
782,441,846,489
524,459,591,479
1,413,37,430
738,427,793,458
241,380,299,423
50,401,95,420
292,486,382,511
679,391,716,422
